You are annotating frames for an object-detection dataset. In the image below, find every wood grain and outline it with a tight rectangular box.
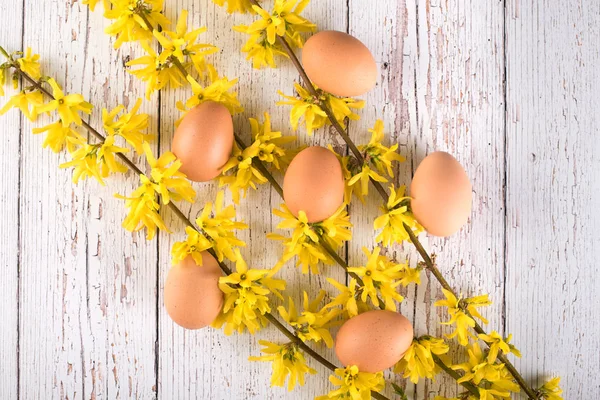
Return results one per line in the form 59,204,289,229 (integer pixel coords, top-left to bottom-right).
0,1,22,399
409,1,508,398
0,0,598,398
505,1,600,398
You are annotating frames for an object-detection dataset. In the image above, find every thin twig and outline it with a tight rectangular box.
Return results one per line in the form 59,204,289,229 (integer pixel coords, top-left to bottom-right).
8,65,366,396
405,223,538,399
235,3,539,397
431,355,480,397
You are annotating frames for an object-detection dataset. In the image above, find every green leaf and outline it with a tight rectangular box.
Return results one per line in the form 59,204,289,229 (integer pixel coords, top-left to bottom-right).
391,382,408,400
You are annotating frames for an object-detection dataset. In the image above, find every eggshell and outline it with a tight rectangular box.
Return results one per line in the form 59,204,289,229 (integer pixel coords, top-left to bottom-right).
335,310,413,373
410,151,472,237
164,252,224,330
172,101,234,182
283,146,344,223
302,30,378,97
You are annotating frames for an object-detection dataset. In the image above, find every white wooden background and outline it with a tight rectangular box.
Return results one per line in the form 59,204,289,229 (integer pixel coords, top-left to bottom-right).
0,0,598,399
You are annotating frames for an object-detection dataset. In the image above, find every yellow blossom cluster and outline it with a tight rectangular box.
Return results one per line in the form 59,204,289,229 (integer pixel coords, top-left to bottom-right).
347,247,421,312
435,289,492,346
175,67,244,118
171,191,248,265
116,143,196,240
537,377,563,400
337,120,405,202
317,365,385,400
373,184,423,246
249,341,317,391
452,343,520,399
101,0,171,49
212,250,286,334
85,1,243,112
278,290,341,348
394,336,450,384
212,0,255,14
278,83,364,136
234,0,316,68
0,49,153,187
219,113,296,203
268,204,352,274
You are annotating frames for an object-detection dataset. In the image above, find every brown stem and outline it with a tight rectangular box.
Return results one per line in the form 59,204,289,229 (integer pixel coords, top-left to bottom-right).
318,237,387,310
10,65,361,396
431,355,480,397
237,3,538,397
404,224,538,399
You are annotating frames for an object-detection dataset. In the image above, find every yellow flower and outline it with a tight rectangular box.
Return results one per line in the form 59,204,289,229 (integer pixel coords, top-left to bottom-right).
127,40,185,99
32,120,85,153
104,0,171,48
195,190,248,262
359,120,405,177
250,112,296,169
452,343,520,397
478,331,521,363
278,290,340,347
212,0,256,14
82,0,109,11
277,83,364,136
143,142,196,205
152,10,218,76
327,95,365,125
177,67,243,117
268,233,329,274
347,247,410,311
36,78,92,127
347,164,387,201
171,226,212,266
16,48,41,79
0,89,43,121
115,174,169,240
537,377,563,400
374,184,423,245
0,67,6,97
219,140,267,204
434,289,491,346
234,30,288,69
60,143,105,185
315,205,352,248
317,365,385,400
394,336,449,384
245,0,315,46
324,277,369,319
249,341,317,391
268,204,351,274
97,135,129,177
212,250,285,334
102,98,154,153
277,83,327,135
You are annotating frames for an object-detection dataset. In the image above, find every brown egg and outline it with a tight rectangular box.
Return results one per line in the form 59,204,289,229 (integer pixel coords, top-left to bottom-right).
172,101,234,182
302,30,377,97
283,146,344,223
335,310,413,373
164,253,223,330
410,151,472,237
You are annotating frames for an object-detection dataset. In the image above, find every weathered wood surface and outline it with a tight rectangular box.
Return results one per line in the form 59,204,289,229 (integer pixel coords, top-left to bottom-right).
0,0,597,398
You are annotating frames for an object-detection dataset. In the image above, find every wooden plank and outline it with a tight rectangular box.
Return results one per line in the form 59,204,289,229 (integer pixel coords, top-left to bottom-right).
409,0,507,398
346,1,417,397
19,1,91,397
156,1,349,399
505,1,600,397
82,7,159,399
19,2,159,398
0,0,23,398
